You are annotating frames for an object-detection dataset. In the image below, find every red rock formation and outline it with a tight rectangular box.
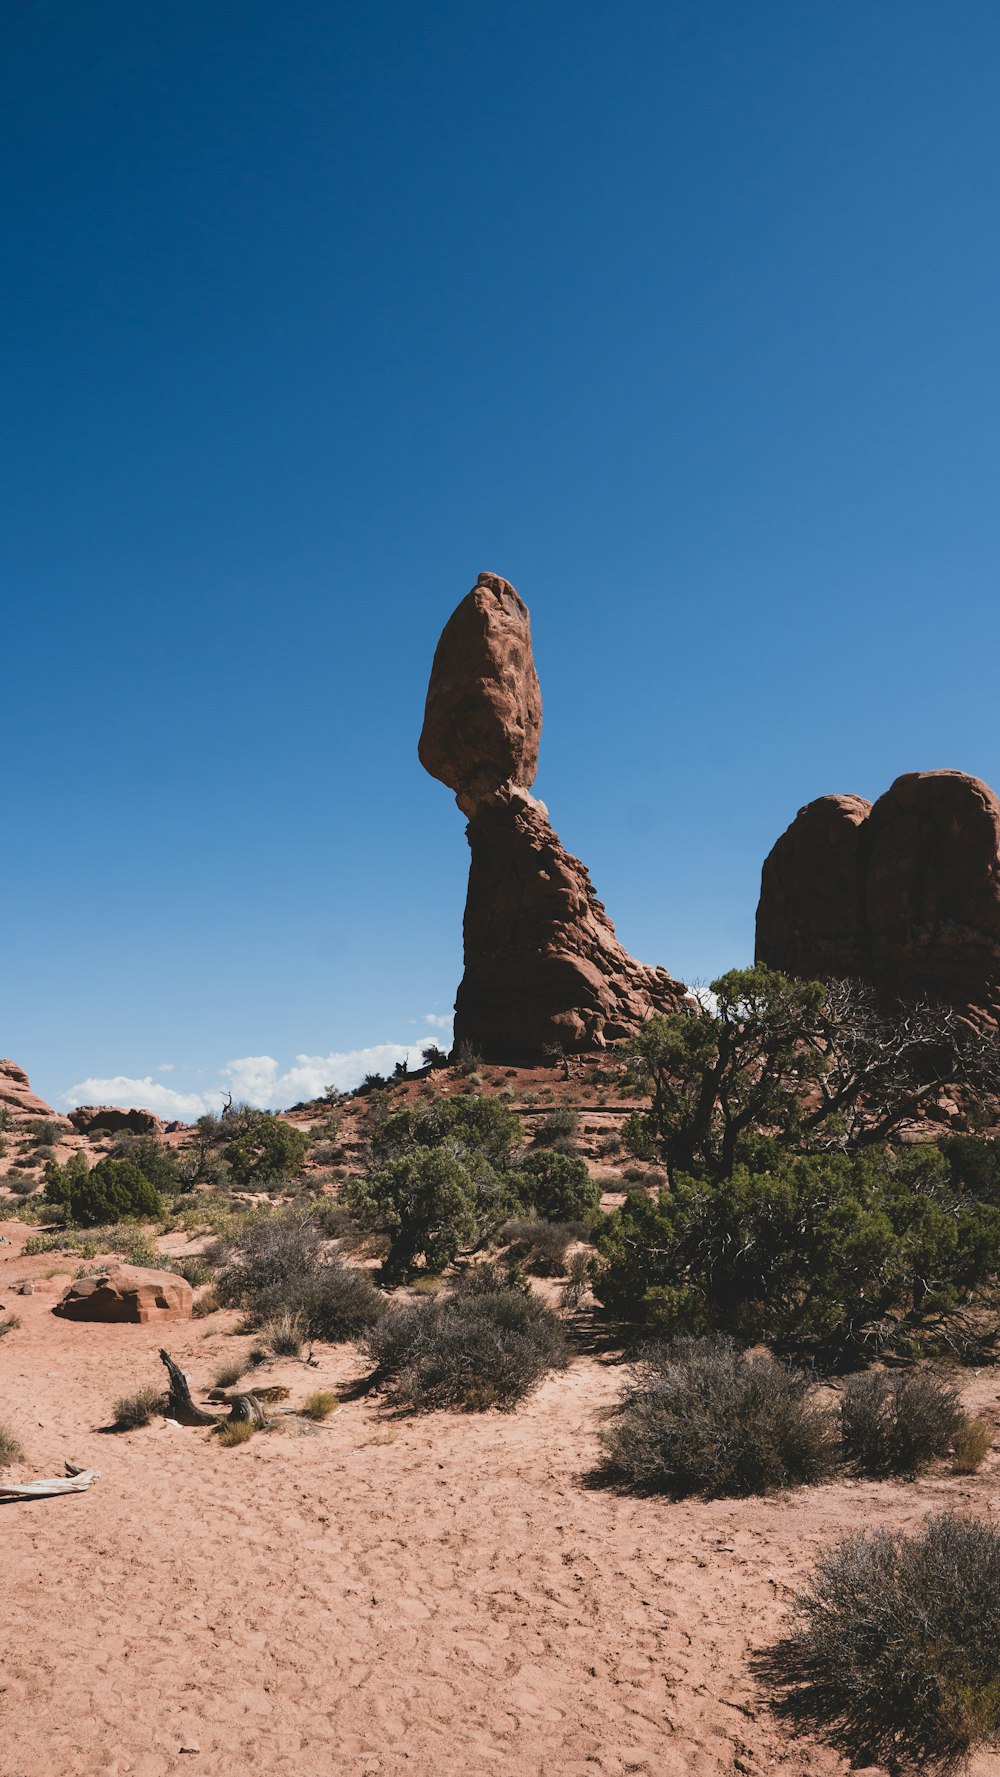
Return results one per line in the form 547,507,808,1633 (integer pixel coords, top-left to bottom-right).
54,1264,193,1324
68,1105,165,1137
0,1060,66,1122
420,572,690,1057
756,770,1000,1019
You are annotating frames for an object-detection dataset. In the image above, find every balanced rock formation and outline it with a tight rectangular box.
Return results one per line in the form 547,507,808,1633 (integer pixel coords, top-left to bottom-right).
0,1060,67,1123
757,770,1000,1020
68,1104,165,1137
419,572,690,1057
54,1264,193,1324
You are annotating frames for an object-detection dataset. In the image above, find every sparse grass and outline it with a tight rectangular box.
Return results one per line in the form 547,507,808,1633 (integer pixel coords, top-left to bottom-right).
365,1273,568,1412
0,1419,26,1467
213,1360,246,1389
840,1369,963,1477
217,1418,256,1447
259,1310,304,1356
952,1416,992,1474
758,1512,1000,1769
192,1285,220,1317
301,1390,338,1421
112,1385,163,1430
601,1336,839,1498
173,1253,214,1287
0,1313,22,1338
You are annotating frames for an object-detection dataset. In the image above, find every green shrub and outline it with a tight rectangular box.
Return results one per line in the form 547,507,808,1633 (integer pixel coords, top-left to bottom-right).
365,1275,568,1411
224,1112,309,1189
600,1336,838,1498
27,1119,66,1148
346,1146,508,1276
535,1106,579,1153
112,1385,163,1430
514,1150,601,1222
592,1147,1000,1362
759,1513,1000,1768
107,1133,181,1197
840,1369,964,1476
368,1093,522,1168
43,1152,163,1228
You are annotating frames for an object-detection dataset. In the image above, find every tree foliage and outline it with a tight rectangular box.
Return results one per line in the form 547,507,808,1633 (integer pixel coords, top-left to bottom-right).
623,966,1000,1183
592,1144,1000,1362
43,1152,164,1227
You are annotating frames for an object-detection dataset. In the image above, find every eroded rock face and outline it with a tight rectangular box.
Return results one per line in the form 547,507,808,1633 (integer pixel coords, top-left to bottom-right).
421,572,689,1057
756,770,1000,1020
68,1105,165,1137
54,1264,192,1324
0,1060,65,1123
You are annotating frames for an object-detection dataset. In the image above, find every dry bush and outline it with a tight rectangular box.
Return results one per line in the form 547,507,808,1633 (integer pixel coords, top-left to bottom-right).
502,1217,586,1276
216,1210,382,1340
952,1417,992,1474
112,1385,163,1430
258,1310,304,1357
0,1313,22,1338
302,1390,338,1421
840,1369,963,1477
192,1285,220,1317
601,1336,838,1498
213,1360,246,1389
758,1512,1000,1769
0,1418,26,1467
365,1273,568,1412
217,1419,256,1447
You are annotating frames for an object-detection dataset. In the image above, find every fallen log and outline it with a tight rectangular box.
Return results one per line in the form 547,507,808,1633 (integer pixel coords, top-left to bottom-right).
0,1464,100,1502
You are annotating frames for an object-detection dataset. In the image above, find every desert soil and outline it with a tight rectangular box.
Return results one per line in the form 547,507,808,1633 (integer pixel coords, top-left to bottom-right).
2,1220,1000,1777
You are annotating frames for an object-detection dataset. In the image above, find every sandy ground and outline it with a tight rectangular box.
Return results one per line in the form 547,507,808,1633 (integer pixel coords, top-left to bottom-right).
2,1223,1000,1777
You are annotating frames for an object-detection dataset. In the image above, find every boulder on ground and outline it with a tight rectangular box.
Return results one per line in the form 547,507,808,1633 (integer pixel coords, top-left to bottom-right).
53,1265,192,1324
69,1105,165,1137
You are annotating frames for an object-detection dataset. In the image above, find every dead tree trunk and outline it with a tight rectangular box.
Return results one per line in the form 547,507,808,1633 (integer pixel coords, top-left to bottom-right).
159,1349,267,1427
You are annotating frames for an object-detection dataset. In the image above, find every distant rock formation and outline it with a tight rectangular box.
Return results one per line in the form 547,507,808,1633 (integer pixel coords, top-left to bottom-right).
756,770,1000,1021
0,1060,65,1122
68,1105,165,1137
419,572,690,1057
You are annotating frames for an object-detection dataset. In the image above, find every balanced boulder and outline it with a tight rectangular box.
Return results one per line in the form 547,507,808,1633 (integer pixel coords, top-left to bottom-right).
54,1265,192,1324
420,571,691,1057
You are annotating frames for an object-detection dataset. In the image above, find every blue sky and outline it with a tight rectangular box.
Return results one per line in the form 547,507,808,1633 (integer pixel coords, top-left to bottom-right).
5,1,1000,1114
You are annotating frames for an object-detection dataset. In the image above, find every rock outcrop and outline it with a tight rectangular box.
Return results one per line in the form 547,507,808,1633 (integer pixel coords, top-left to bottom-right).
54,1264,192,1324
0,1060,66,1123
420,572,690,1057
756,770,1000,1020
68,1104,165,1137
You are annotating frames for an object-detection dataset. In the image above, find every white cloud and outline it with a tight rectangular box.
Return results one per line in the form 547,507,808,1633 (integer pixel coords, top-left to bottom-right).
157,1062,175,1073
422,1013,453,1031
59,1074,215,1121
60,1040,425,1120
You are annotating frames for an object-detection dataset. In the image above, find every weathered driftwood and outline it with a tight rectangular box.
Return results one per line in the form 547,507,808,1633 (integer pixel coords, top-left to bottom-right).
0,1464,100,1502
159,1349,267,1427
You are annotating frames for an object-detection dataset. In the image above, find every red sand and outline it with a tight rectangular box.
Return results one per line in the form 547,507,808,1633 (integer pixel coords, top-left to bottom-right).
3,1220,1000,1777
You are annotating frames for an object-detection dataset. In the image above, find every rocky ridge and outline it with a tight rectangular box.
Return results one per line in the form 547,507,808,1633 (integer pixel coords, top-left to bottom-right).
757,768,1000,1021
